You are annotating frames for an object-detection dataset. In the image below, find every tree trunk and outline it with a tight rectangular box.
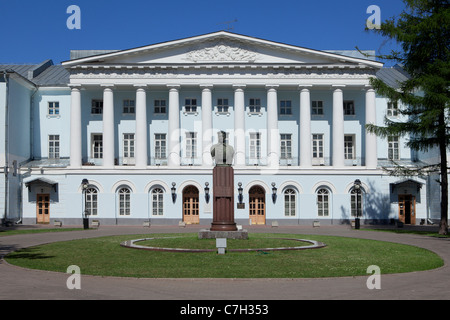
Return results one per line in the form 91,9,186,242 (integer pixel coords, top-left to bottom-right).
438,112,448,235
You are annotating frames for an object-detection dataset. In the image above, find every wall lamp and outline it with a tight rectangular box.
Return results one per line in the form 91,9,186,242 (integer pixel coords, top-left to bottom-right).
204,182,210,203
171,182,177,203
271,182,277,203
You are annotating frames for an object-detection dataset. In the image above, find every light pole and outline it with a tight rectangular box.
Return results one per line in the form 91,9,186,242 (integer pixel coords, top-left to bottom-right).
81,179,89,229
354,179,361,229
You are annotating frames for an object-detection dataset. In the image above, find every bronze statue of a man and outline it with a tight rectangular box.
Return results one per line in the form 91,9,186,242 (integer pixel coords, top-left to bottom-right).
210,131,234,166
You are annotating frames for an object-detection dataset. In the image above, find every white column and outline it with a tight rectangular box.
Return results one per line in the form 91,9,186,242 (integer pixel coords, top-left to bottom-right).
299,86,312,167
201,84,213,166
233,85,246,166
266,85,279,167
135,85,147,169
168,85,180,167
102,85,115,168
69,85,82,168
365,87,377,169
332,86,345,168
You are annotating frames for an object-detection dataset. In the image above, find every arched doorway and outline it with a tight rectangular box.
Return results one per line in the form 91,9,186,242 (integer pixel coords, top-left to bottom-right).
249,185,265,225
183,185,199,224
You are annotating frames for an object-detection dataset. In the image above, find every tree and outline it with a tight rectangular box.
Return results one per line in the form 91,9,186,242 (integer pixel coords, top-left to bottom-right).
365,0,449,234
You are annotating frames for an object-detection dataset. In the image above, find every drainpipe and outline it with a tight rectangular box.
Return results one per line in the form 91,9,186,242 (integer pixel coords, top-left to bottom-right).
2,71,9,225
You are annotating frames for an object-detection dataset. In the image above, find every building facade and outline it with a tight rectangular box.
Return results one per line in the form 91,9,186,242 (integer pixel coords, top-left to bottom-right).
1,31,432,226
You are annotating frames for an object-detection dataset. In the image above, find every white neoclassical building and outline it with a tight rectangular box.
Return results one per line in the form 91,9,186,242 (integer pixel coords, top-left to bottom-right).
0,31,430,226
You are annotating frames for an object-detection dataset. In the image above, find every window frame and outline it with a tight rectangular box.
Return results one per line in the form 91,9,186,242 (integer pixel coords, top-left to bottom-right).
280,134,292,159
85,187,98,216
91,99,103,114
122,99,135,114
284,188,296,217
91,134,103,159
151,188,164,216
118,187,131,216
48,134,60,159
279,100,292,116
249,98,261,114
249,132,261,159
317,188,330,217
343,100,355,116
311,100,324,116
48,101,60,116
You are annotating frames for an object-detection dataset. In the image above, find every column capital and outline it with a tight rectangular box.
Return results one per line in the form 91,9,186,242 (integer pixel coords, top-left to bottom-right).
331,84,346,91
299,85,313,92
232,84,246,90
199,84,214,90
265,84,279,91
364,84,375,92
68,83,82,89
100,84,115,88
167,84,180,91
133,84,148,89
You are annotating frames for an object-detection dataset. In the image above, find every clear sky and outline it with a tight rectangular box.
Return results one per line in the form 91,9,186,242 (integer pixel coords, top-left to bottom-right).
0,0,406,66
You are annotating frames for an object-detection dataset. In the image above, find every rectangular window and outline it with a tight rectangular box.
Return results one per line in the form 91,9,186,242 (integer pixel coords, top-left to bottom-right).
344,135,355,160
217,98,229,113
123,99,135,114
123,133,135,159
388,136,400,160
48,135,60,159
387,101,398,117
154,134,167,159
91,100,103,114
185,98,197,113
92,134,103,159
280,100,292,115
249,132,261,159
154,99,166,114
186,132,197,159
249,98,261,113
344,100,355,115
280,134,292,159
312,134,324,159
312,101,323,115
48,102,60,116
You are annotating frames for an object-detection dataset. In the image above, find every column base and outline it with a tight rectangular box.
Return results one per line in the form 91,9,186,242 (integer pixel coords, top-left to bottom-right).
210,221,238,232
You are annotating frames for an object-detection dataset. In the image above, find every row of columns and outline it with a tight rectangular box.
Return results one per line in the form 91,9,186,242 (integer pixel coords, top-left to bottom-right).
69,84,377,169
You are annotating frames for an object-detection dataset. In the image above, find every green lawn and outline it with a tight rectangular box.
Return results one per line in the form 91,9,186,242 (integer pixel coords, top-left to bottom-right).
5,233,443,278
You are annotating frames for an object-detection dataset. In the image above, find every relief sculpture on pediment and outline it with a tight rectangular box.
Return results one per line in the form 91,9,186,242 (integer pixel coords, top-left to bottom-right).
185,41,259,62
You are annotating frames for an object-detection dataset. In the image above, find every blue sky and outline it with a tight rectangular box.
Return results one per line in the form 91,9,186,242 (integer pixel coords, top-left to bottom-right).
0,0,406,66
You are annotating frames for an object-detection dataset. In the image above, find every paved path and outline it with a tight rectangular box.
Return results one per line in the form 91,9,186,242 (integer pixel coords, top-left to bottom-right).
0,224,449,300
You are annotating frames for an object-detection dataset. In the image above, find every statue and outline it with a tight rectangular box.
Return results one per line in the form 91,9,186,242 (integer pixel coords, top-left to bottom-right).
209,130,237,232
210,131,234,166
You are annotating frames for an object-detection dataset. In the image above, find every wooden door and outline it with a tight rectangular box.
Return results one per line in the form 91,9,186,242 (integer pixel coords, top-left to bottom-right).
183,186,199,224
249,186,265,225
36,194,50,224
398,195,416,224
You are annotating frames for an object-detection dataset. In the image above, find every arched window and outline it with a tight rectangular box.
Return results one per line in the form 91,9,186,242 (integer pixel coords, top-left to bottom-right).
152,188,164,216
284,188,296,217
350,188,363,217
86,187,98,216
317,188,329,217
118,187,131,216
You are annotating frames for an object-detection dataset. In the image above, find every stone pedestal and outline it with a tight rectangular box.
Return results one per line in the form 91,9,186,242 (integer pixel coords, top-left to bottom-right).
210,166,237,232
198,229,249,239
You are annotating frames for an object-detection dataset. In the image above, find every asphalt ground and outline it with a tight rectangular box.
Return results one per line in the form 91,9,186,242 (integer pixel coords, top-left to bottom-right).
0,224,449,303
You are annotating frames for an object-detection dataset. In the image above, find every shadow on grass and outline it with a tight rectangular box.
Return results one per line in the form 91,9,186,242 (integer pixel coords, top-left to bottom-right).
5,247,55,260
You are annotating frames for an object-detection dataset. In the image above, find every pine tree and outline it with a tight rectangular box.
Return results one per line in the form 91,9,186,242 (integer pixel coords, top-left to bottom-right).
365,0,449,234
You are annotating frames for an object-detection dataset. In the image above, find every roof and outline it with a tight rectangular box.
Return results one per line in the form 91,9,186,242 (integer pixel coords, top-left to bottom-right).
375,64,410,89
62,31,384,68
0,60,69,87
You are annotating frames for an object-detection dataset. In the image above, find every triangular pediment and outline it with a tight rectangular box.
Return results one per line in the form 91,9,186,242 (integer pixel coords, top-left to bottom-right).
62,31,382,68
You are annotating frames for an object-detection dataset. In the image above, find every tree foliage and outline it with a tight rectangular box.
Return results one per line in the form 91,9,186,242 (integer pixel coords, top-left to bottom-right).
365,0,449,234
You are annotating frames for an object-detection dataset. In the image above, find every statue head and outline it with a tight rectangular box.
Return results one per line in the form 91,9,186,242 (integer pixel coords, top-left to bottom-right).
210,131,234,166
